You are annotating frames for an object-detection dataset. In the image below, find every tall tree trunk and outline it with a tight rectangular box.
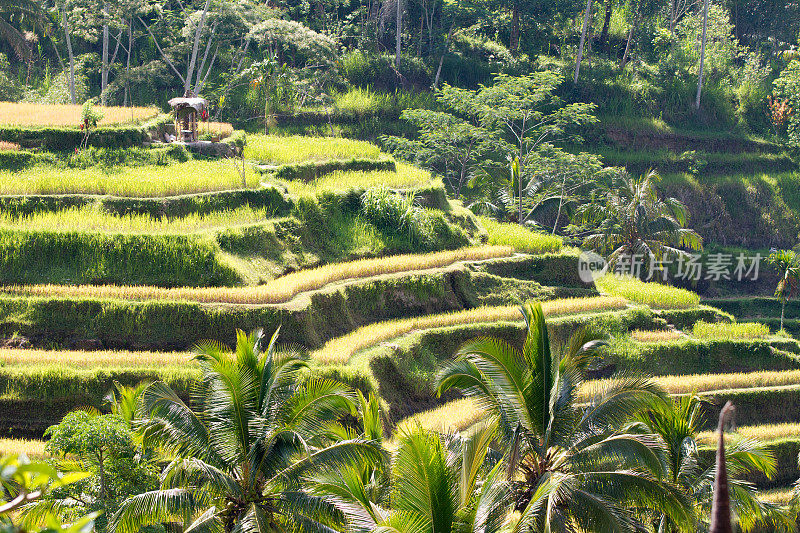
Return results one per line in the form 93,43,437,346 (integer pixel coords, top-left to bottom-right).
600,0,613,53
124,18,132,106
781,300,786,331
185,0,212,95
574,0,594,82
101,2,109,106
62,7,76,104
193,22,217,94
510,1,520,53
395,0,402,66
619,7,640,69
433,1,458,89
695,0,710,109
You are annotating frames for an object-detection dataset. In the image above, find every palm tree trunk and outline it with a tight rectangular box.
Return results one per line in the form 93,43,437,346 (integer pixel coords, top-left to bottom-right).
574,0,594,82
781,300,786,331
709,402,734,533
695,0,710,109
62,6,76,104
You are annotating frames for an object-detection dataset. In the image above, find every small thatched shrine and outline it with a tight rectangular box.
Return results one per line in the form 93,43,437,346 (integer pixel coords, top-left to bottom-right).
168,92,208,142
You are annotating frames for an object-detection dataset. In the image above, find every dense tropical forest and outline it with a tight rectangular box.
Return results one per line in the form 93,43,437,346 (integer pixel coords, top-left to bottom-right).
1,0,800,532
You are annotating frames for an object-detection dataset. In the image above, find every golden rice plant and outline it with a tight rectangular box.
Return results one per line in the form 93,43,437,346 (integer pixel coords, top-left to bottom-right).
479,217,563,254
3,246,514,305
697,423,800,445
0,102,158,126
0,438,48,459
0,347,192,368
244,134,381,163
313,296,628,365
629,329,683,342
692,320,770,340
758,490,794,506
581,369,800,397
0,159,260,197
0,141,20,151
0,205,276,234
395,398,483,435
279,163,433,195
595,274,700,309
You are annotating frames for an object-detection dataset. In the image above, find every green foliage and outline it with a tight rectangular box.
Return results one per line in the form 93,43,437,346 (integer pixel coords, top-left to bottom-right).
0,454,96,533
108,329,382,533
80,101,104,129
766,249,800,330
773,59,800,143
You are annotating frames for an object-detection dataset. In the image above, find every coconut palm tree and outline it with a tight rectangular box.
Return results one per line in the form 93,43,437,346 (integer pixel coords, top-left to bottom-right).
435,301,692,532
0,0,44,62
639,395,794,532
108,328,383,533
767,249,800,331
576,170,702,271
314,420,509,533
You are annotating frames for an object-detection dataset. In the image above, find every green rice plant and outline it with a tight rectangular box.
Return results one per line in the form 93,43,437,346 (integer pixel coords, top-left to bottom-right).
0,229,239,287
596,274,700,309
692,320,770,339
332,87,436,117
312,296,628,365
0,159,261,197
278,163,432,195
243,134,381,163
479,217,563,254
4,246,513,304
0,205,276,234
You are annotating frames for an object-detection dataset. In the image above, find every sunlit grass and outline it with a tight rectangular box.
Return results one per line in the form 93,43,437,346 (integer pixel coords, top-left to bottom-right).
0,102,159,126
3,246,514,305
0,205,274,234
313,296,628,365
278,163,433,195
697,423,800,445
244,134,381,163
596,274,700,309
0,159,260,196
582,369,800,397
629,329,683,342
395,398,484,435
758,489,794,506
0,348,192,368
479,217,563,254
0,438,47,459
0,141,20,151
692,320,770,340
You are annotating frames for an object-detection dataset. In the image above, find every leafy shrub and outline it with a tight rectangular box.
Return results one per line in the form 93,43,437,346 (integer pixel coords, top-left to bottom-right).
248,19,336,68
361,186,434,248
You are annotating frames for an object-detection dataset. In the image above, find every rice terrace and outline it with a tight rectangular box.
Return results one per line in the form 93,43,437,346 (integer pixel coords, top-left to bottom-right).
0,1,800,532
